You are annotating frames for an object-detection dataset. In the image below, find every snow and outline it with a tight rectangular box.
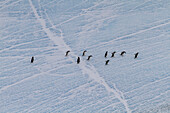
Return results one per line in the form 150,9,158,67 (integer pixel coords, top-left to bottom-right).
0,0,170,112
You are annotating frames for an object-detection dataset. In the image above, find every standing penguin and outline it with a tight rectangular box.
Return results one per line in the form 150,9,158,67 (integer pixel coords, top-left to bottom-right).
82,50,87,56
87,55,92,60
65,50,70,56
31,56,34,63
111,51,116,57
105,51,108,58
77,57,80,64
105,60,109,65
120,51,126,56
134,52,139,59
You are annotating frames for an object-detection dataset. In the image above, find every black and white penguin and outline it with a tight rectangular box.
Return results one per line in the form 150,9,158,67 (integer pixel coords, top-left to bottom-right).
105,60,109,65
65,50,70,56
134,52,139,59
77,57,80,64
31,56,34,63
87,55,92,60
111,51,116,57
82,50,87,56
120,51,126,56
105,51,108,58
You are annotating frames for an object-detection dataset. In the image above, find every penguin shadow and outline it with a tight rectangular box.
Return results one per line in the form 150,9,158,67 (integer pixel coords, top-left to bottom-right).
64,50,140,66
77,57,80,64
104,51,140,66
29,56,46,67
120,51,126,57
76,50,95,65
119,51,141,61
133,52,141,60
105,60,109,65
134,52,139,59
65,50,70,56
81,50,92,61
103,51,110,66
31,56,34,63
30,56,40,65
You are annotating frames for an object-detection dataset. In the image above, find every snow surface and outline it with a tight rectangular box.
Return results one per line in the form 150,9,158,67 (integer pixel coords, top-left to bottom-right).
0,0,170,112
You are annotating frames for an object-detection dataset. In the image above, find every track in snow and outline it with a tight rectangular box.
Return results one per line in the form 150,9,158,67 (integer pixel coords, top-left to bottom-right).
28,0,131,112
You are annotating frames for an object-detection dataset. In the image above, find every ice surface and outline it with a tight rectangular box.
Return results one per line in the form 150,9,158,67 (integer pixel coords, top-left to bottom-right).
0,0,170,112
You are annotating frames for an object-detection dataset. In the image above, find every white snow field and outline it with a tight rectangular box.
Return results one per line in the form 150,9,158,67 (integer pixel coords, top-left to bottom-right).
0,0,170,112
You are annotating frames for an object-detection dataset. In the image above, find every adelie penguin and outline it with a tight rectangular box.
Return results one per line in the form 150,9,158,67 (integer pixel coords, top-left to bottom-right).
77,57,80,64
87,55,92,60
105,60,109,65
31,56,34,63
65,50,70,56
104,51,108,58
134,52,139,59
111,51,116,57
82,50,87,56
120,51,126,56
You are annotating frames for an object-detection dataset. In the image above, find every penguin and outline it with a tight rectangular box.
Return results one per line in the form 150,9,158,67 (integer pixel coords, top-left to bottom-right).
87,55,92,60
105,51,108,58
111,51,116,57
77,57,80,64
105,60,109,65
31,56,34,63
65,50,70,56
120,51,126,56
82,50,87,56
134,52,139,59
